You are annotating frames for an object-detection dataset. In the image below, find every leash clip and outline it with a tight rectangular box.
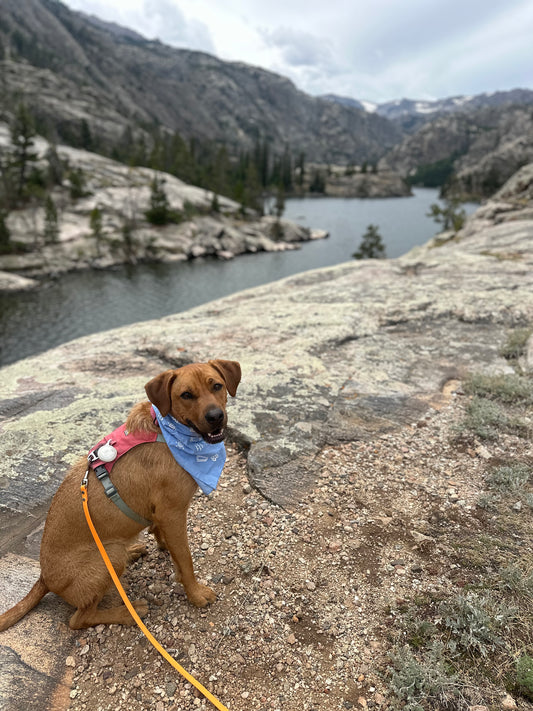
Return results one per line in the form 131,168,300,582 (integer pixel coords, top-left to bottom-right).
82,468,89,487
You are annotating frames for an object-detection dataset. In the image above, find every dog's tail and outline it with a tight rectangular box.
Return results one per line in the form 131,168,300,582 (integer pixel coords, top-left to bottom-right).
0,577,49,631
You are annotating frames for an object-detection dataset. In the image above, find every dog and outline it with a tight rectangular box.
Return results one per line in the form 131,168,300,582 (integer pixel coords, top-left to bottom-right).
0,359,241,631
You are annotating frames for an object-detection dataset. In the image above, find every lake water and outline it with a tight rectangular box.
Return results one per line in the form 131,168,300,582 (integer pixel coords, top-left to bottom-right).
0,188,477,366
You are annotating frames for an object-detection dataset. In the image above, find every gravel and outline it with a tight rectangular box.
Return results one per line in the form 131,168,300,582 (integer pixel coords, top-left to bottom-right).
66,388,532,711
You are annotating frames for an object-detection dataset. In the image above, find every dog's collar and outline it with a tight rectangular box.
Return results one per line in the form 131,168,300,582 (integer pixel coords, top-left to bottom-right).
151,405,226,495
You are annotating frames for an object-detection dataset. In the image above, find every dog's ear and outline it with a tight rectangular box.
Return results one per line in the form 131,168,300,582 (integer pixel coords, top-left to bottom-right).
145,370,177,416
209,359,241,397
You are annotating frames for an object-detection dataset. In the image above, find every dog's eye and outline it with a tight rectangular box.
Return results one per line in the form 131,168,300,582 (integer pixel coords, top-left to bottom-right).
180,391,194,400
213,383,223,392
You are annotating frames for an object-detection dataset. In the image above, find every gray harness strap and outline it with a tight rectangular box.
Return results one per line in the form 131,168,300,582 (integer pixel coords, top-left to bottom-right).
90,432,166,527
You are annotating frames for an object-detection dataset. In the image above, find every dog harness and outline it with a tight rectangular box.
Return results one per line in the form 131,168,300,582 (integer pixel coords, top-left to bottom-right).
87,406,226,526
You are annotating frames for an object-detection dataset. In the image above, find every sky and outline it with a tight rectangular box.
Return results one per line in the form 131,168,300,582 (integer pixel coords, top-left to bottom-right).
62,0,533,105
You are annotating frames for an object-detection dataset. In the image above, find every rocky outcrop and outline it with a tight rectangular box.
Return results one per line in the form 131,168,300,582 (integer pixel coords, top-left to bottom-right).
0,0,402,163
323,169,411,197
0,132,327,286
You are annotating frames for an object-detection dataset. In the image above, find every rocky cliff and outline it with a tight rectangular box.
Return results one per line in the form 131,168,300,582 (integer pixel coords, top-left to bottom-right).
0,0,401,163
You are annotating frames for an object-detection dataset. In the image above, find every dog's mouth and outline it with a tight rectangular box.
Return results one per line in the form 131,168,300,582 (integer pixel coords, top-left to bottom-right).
187,420,226,445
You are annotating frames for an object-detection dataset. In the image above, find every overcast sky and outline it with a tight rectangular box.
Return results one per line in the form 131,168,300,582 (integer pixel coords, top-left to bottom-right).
62,0,532,104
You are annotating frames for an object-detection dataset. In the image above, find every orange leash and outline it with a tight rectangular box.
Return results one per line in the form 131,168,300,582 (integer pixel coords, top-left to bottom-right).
81,477,230,711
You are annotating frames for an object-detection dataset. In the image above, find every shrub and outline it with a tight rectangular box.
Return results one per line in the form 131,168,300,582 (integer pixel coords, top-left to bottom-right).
500,328,533,362
388,643,463,710
517,655,533,700
486,463,531,493
462,397,509,440
464,373,533,404
438,592,515,658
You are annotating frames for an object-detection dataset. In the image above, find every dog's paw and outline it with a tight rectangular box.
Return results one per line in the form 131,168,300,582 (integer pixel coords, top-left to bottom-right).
186,584,217,607
127,543,147,562
132,598,149,618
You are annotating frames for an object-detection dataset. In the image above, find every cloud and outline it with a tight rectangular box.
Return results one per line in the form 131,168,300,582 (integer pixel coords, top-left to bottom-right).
61,0,533,103
142,0,215,52
260,26,334,69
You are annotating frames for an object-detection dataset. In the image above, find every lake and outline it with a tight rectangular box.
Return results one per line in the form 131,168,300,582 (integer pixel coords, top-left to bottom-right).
0,188,477,366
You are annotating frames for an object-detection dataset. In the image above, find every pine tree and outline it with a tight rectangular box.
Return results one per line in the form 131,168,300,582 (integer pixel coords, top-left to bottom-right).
427,199,466,232
10,102,38,203
353,224,386,259
90,206,103,255
145,174,171,225
43,194,59,243
0,209,11,253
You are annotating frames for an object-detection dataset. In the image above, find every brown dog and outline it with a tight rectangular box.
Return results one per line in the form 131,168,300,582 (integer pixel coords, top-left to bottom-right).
0,359,241,631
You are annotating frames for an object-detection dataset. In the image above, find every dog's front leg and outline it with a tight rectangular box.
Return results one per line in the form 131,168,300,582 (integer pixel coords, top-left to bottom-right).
158,511,216,607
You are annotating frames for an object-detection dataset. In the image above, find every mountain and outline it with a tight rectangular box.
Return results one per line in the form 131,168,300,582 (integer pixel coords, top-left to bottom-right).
320,93,378,114
322,89,533,133
377,104,533,198
0,0,402,164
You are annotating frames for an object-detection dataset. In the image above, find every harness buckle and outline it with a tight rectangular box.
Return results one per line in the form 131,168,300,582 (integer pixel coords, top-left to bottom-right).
94,464,118,498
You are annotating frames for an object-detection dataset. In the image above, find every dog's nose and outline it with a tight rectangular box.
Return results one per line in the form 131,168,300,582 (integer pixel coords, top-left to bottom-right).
205,407,224,427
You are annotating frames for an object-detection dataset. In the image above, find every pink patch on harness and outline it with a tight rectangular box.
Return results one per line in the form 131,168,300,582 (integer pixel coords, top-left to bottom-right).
89,423,159,473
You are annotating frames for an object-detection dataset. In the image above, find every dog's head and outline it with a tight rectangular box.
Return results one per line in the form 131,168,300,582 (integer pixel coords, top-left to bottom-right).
145,359,241,444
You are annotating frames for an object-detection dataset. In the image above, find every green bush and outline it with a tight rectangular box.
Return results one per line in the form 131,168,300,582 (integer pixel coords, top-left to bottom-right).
462,397,509,440
464,373,533,404
438,592,515,658
486,463,531,492
500,328,533,362
388,643,462,710
517,655,533,700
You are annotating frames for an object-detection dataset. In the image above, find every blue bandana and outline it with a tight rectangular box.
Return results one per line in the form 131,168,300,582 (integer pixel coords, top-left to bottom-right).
151,405,226,495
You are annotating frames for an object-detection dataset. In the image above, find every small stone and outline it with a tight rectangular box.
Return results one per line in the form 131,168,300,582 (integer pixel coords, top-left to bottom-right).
501,693,517,710
79,644,90,656
468,706,489,711
513,501,522,512
306,581,316,591
475,445,491,459
328,540,342,552
287,633,297,645
241,691,250,699
69,690,78,699
357,674,365,682
242,483,252,494
374,693,385,705
411,530,433,544
65,656,76,667
166,682,177,697
358,697,367,708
